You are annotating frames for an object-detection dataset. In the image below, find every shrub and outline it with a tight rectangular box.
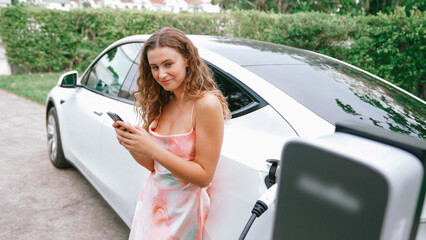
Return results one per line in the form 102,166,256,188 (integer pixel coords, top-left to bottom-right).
0,6,424,100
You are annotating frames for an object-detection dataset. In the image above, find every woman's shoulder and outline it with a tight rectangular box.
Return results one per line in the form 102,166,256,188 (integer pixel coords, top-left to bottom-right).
195,92,221,111
193,92,224,128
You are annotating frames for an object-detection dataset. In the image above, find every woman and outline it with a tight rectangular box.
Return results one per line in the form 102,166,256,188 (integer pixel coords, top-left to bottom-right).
113,27,231,240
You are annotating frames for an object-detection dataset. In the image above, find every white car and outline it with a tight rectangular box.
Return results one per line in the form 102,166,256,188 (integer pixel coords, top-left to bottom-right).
46,35,426,239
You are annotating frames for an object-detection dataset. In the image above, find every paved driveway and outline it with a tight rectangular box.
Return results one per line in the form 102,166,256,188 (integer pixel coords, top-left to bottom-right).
0,89,130,239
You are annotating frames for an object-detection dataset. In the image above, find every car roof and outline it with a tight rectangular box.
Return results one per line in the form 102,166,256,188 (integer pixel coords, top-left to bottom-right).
189,35,310,66
118,34,316,66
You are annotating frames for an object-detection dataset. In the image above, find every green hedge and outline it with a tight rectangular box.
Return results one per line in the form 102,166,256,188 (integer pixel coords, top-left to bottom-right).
0,7,424,100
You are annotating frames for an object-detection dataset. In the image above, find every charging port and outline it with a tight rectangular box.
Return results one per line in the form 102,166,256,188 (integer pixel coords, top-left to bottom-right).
265,159,279,189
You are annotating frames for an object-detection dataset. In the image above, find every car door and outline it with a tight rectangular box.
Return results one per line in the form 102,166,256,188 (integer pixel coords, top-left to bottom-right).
61,42,141,182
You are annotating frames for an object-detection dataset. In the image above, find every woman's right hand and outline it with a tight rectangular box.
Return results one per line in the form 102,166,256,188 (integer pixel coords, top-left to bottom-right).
113,121,132,146
113,122,156,157
113,121,155,171
112,121,128,132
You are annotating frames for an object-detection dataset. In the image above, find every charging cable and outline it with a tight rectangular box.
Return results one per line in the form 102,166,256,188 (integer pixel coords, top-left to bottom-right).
238,184,278,240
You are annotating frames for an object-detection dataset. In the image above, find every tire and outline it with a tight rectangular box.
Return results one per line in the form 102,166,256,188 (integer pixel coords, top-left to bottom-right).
46,107,71,168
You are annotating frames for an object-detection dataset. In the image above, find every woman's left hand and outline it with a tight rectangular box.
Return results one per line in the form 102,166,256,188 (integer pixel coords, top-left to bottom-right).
115,122,154,156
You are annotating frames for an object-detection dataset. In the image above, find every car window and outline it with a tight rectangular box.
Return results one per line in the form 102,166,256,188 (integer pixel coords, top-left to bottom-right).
211,69,255,113
84,43,142,97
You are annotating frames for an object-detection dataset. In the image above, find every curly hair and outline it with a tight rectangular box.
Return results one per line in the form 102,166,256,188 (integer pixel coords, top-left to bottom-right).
133,27,231,131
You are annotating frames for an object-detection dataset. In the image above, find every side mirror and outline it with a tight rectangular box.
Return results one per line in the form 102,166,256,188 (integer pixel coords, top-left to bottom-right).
58,71,78,88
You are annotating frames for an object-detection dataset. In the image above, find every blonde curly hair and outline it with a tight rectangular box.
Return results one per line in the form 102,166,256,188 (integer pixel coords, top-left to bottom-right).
133,27,231,131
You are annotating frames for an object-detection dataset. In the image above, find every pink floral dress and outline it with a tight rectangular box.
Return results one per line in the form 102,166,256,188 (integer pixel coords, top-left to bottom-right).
129,115,210,240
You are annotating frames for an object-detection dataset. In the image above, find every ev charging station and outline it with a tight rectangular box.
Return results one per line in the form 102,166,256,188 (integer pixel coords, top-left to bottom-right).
272,122,426,240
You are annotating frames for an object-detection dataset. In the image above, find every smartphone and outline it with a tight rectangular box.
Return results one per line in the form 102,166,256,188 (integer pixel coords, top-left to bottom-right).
107,111,128,132
107,111,124,122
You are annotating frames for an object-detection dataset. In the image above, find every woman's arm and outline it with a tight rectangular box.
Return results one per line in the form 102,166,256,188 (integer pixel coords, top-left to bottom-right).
128,149,155,172
117,94,224,188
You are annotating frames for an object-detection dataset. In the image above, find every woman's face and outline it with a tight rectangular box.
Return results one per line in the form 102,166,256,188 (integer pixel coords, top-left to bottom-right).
147,46,188,94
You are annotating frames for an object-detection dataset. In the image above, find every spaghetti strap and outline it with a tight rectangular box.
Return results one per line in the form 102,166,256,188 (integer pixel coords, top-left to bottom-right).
190,100,196,127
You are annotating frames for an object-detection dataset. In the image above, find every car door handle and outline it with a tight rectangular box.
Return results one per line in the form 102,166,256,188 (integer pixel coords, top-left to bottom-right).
93,111,103,116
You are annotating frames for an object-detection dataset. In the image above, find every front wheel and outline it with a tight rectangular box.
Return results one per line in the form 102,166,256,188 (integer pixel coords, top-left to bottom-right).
46,107,71,168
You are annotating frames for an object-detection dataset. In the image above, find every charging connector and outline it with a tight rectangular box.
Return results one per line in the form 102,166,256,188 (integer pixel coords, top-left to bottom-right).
238,184,278,240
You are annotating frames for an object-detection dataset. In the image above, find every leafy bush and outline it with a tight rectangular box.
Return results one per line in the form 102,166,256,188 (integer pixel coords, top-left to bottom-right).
0,6,424,100
230,10,278,41
355,8,425,100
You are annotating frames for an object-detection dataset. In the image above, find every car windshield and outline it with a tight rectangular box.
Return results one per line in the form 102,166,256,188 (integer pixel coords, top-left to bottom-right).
194,36,426,140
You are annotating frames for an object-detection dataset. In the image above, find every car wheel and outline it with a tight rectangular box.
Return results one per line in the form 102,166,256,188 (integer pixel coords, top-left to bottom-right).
46,107,71,168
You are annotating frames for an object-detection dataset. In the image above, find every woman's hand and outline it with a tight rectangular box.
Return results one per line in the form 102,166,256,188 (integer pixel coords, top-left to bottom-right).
112,121,128,133
113,121,153,155
113,121,155,171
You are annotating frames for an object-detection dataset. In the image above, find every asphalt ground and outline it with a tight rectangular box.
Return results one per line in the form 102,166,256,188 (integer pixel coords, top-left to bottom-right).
0,89,130,239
